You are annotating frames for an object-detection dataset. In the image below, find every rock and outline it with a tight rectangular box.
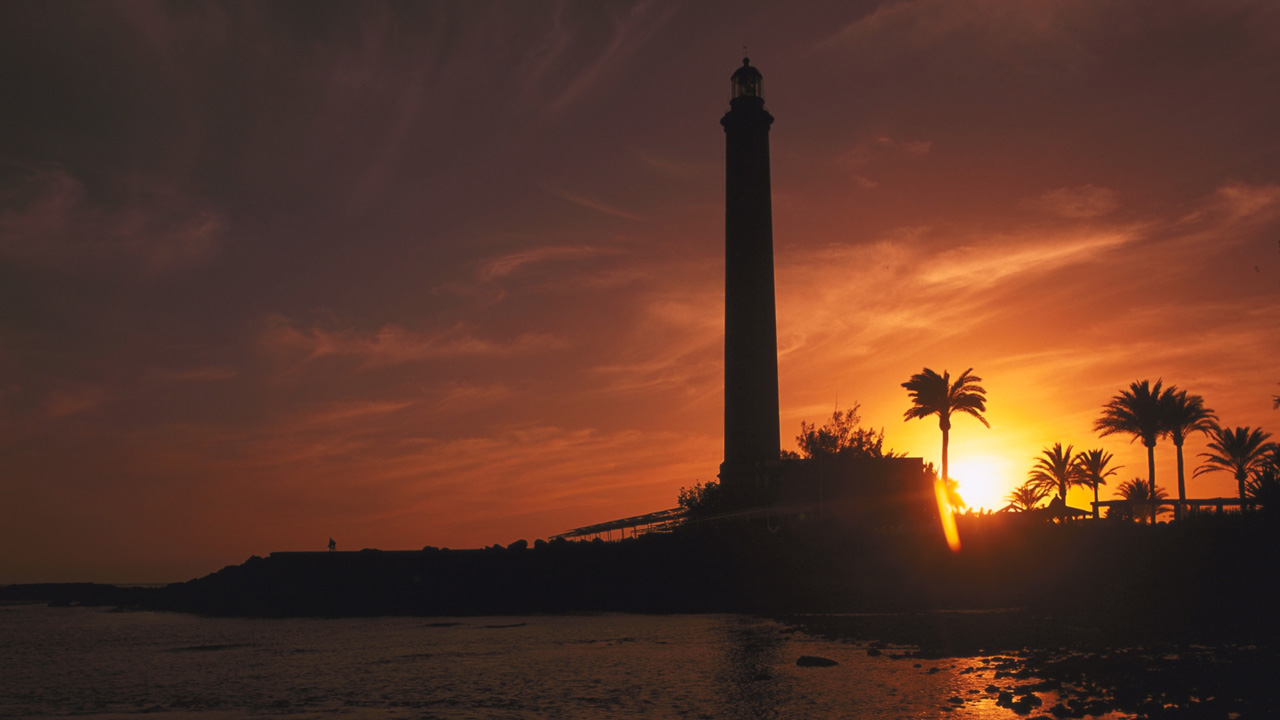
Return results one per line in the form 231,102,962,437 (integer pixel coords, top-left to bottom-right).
947,696,964,704
866,647,882,656
985,685,1001,693
1009,698,1035,715
796,655,839,667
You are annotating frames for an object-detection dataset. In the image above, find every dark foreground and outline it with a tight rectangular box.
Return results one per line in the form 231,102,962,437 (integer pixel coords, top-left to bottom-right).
6,514,1280,719
6,513,1280,628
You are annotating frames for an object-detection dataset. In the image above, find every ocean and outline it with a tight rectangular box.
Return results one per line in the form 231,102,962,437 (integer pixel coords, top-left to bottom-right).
0,604,1033,719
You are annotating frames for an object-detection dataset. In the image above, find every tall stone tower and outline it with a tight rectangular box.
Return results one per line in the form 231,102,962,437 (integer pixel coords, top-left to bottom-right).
719,58,780,498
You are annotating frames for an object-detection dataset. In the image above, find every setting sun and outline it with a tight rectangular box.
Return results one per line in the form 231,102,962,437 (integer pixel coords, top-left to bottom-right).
948,457,1016,512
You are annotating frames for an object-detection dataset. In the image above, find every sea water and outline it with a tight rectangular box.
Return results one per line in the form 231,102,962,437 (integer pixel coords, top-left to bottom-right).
1,604,1022,719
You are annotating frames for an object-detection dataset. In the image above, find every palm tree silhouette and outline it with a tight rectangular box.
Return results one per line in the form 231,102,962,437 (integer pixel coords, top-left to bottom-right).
1005,482,1049,512
1074,448,1121,519
1094,379,1174,514
1027,442,1082,507
1162,390,1216,519
1115,477,1169,523
901,368,990,492
1194,425,1276,505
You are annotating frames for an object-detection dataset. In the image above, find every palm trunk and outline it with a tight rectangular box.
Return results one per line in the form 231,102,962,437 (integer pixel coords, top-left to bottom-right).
1175,441,1186,521
940,426,949,490
1093,483,1100,520
1146,443,1157,524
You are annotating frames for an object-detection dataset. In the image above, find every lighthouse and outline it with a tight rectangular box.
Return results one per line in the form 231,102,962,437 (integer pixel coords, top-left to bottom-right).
719,58,781,499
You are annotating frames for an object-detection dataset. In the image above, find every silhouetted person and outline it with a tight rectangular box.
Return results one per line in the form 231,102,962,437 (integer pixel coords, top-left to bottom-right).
328,537,336,552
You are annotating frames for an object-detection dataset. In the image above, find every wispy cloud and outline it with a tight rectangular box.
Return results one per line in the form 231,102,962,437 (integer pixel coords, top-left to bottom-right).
820,0,1066,55
479,244,623,281
543,183,645,221
154,366,241,382
40,384,107,421
542,1,675,117
918,229,1135,290
632,149,716,178
0,166,225,275
259,317,564,370
1025,185,1119,219
876,136,933,156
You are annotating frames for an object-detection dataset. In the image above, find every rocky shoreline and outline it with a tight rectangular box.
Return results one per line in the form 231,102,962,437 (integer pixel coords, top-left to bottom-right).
782,611,1279,719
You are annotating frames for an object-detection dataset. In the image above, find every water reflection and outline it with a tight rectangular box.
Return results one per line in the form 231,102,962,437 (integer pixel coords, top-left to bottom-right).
716,616,789,719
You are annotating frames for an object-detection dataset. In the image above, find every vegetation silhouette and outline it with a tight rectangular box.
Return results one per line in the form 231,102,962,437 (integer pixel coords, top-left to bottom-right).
677,479,725,519
1005,482,1050,512
1027,442,1083,510
901,368,989,489
1246,448,1280,508
1195,425,1277,503
780,403,899,460
1162,390,1217,518
681,405,905,520
1094,379,1173,519
1113,478,1170,523
1074,448,1121,519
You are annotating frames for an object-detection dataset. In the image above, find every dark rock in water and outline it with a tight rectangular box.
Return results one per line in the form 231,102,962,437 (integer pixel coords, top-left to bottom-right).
796,655,839,667
866,647,882,656
997,691,1014,707
985,684,1000,693
1019,693,1042,707
1032,679,1061,692
947,695,965,704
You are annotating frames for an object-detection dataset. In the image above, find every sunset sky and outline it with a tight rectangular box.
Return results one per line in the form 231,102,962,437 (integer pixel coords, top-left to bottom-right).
3,1,1278,583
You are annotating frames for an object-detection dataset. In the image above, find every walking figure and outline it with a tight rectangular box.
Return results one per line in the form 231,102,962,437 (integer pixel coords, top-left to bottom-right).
328,537,336,552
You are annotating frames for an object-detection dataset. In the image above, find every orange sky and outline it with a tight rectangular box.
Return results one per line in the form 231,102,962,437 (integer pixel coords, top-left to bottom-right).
2,1,1279,583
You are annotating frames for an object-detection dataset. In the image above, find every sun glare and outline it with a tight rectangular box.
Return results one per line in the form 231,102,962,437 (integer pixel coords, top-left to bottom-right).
948,457,1013,512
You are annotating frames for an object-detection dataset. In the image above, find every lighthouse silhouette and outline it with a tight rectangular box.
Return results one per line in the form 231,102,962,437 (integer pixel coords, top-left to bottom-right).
719,58,781,501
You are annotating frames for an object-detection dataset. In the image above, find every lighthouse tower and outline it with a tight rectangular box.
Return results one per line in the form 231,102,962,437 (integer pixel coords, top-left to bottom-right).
719,58,781,499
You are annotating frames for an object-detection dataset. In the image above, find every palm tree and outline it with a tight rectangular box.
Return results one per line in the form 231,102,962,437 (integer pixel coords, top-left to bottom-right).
901,367,990,492
1194,425,1276,505
1115,477,1170,523
1162,390,1217,519
1245,449,1280,508
1272,382,1279,410
1074,448,1121,519
1005,482,1049,512
1027,442,1083,506
1094,379,1174,505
